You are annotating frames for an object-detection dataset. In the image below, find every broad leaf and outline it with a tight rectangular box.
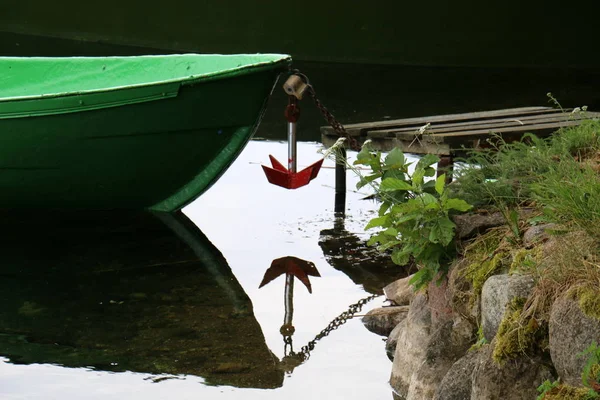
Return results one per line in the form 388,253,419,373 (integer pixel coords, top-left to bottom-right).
378,202,391,216
356,173,381,190
383,227,398,237
417,154,440,169
423,167,436,177
412,168,425,188
394,212,421,224
391,247,411,266
409,268,434,290
377,239,402,251
367,232,387,246
384,148,406,168
443,198,472,212
365,216,389,230
380,177,413,192
428,218,456,246
418,193,438,207
435,175,446,195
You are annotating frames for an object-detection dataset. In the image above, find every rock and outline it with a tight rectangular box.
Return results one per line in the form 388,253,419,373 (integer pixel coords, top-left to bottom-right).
433,351,479,400
522,223,557,247
386,322,404,361
428,274,453,326
453,212,506,239
471,342,553,400
405,320,471,400
384,275,416,306
390,294,431,398
362,306,409,336
481,274,535,341
549,295,600,386
390,293,475,398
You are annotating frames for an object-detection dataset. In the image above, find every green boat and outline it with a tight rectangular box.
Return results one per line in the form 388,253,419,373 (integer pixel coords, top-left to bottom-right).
0,53,291,211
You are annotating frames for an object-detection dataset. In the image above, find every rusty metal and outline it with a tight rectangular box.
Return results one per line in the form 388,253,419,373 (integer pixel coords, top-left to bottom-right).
280,293,381,365
304,84,360,151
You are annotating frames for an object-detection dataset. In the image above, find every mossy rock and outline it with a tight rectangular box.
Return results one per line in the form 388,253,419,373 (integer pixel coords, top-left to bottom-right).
569,285,600,321
539,384,599,399
492,297,544,364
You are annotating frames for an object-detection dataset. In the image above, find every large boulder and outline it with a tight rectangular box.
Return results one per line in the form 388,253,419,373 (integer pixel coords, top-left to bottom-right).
391,291,474,399
433,351,479,400
386,322,403,361
362,306,409,336
481,274,535,341
384,275,416,306
390,294,431,398
549,295,600,386
453,212,505,239
471,342,554,400
404,320,471,399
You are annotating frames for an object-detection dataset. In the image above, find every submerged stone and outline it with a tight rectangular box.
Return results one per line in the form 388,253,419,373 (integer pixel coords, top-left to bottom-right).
362,306,409,336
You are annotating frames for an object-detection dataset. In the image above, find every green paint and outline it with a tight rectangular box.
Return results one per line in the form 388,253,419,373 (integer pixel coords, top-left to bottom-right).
0,54,291,211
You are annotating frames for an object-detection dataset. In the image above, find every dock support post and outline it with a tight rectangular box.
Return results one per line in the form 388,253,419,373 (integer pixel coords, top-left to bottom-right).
437,155,454,184
334,147,347,216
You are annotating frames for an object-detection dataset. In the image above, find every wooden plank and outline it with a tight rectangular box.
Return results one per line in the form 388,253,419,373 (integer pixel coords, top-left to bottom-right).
320,107,558,137
395,120,582,142
374,138,452,155
321,133,452,155
369,112,598,137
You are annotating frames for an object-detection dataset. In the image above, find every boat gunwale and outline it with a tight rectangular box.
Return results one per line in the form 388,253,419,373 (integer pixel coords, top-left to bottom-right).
0,53,291,104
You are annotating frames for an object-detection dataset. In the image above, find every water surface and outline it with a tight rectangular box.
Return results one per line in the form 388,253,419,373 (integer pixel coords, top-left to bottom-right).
0,141,409,399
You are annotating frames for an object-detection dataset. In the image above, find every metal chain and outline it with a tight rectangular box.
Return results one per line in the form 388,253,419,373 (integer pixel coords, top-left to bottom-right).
306,86,361,151
290,70,361,151
298,293,381,359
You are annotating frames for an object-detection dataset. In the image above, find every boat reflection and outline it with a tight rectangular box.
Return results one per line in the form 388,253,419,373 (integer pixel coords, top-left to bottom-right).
0,210,283,389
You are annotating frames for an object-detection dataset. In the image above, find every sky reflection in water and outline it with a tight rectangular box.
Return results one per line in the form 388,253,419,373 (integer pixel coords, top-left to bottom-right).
0,141,418,399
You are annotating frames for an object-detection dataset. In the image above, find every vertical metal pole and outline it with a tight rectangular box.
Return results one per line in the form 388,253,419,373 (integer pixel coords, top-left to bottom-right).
283,274,294,326
334,147,346,215
288,121,297,173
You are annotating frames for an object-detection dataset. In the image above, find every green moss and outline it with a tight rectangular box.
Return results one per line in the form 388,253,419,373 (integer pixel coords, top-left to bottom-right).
540,384,599,400
578,287,600,321
464,251,507,303
568,285,600,321
492,297,543,364
462,228,514,306
509,247,541,274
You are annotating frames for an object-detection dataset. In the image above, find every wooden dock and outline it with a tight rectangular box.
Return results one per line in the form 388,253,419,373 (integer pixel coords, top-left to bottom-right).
321,107,599,211
321,106,600,159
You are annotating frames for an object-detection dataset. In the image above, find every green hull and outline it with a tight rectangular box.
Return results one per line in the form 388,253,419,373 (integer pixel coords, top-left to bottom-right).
0,54,291,211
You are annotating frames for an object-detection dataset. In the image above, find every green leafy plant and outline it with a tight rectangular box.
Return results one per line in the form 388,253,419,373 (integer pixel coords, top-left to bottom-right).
537,380,561,400
352,144,472,289
581,342,600,391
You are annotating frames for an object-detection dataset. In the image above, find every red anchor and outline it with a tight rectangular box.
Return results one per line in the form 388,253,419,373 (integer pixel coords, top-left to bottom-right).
262,78,323,189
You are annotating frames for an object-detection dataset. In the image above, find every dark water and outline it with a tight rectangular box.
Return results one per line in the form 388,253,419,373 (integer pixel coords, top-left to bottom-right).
0,142,411,399
2,32,599,143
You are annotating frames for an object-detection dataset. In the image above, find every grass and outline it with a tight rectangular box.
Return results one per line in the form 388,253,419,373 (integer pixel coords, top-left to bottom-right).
452,119,600,366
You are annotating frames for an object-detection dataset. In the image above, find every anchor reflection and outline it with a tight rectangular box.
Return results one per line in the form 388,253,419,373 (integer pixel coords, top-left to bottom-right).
259,256,321,373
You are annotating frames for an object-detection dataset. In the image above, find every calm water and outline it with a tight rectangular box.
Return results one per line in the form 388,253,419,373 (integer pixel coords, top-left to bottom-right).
0,141,411,399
